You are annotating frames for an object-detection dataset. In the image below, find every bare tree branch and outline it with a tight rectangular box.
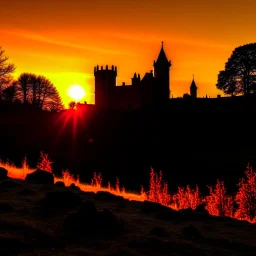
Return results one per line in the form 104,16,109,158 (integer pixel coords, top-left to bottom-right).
0,46,15,78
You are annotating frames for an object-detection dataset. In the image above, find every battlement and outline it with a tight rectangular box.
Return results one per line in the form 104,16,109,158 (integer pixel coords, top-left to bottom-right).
94,65,117,76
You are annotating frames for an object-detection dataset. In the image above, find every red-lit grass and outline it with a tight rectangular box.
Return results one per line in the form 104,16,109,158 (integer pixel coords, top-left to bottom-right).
0,154,144,202
141,168,171,206
91,172,102,188
0,156,35,179
172,185,201,210
37,151,53,173
205,180,234,217
1,153,256,224
235,163,256,223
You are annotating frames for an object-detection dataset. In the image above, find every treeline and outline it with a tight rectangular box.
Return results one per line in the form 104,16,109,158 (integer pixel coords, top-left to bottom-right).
0,46,64,112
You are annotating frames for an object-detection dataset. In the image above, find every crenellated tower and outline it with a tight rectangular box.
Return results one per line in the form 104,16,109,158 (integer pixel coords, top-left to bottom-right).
153,41,172,103
94,65,117,108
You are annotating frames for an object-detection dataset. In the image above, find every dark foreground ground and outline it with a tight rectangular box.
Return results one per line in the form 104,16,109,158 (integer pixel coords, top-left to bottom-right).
0,177,256,256
2,99,256,193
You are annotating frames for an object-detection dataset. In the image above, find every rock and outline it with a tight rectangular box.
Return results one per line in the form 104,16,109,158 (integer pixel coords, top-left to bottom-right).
179,208,194,216
25,169,54,185
141,201,183,221
63,200,98,233
41,190,82,208
97,209,118,230
141,201,171,214
55,181,65,187
63,201,122,236
69,183,80,190
0,167,8,180
194,203,208,214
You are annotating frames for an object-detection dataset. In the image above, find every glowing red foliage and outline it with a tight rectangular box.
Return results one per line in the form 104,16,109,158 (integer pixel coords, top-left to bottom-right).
205,180,234,217
235,163,256,222
61,169,80,186
36,151,52,173
3,151,256,225
91,172,102,188
172,185,201,210
141,168,171,206
105,177,125,195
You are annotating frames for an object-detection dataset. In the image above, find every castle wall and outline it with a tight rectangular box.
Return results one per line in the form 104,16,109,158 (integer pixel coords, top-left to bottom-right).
140,73,154,106
110,85,142,110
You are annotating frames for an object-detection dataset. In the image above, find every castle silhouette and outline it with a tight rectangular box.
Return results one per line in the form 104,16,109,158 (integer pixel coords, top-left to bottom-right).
92,42,200,110
94,42,182,110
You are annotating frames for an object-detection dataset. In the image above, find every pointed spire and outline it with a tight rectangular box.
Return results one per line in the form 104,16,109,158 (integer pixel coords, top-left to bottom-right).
154,41,171,66
190,75,197,88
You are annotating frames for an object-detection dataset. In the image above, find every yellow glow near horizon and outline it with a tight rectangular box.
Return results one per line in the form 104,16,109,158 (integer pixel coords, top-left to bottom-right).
67,85,86,102
2,0,256,105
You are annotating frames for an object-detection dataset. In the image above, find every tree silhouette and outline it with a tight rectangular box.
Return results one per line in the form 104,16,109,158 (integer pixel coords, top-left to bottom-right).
17,73,32,104
2,81,18,103
0,46,15,100
216,43,256,96
68,101,76,109
16,73,64,111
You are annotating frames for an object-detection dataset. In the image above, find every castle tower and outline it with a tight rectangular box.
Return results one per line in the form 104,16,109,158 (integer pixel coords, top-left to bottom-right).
153,42,172,103
94,65,117,108
131,72,141,86
190,75,198,98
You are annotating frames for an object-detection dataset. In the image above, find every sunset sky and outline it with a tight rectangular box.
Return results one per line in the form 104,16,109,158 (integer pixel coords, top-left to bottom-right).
1,0,256,106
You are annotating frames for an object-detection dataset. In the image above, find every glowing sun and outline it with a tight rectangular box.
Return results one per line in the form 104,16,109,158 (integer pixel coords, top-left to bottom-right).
68,85,86,101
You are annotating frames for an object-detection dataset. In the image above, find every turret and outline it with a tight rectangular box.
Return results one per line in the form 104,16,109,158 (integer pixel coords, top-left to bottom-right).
94,65,117,108
132,72,141,86
153,41,172,103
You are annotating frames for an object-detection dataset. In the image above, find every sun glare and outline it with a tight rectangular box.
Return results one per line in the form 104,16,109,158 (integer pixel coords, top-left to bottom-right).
68,84,86,101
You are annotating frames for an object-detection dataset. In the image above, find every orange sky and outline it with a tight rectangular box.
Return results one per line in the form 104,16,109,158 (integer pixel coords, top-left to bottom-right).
1,0,256,106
